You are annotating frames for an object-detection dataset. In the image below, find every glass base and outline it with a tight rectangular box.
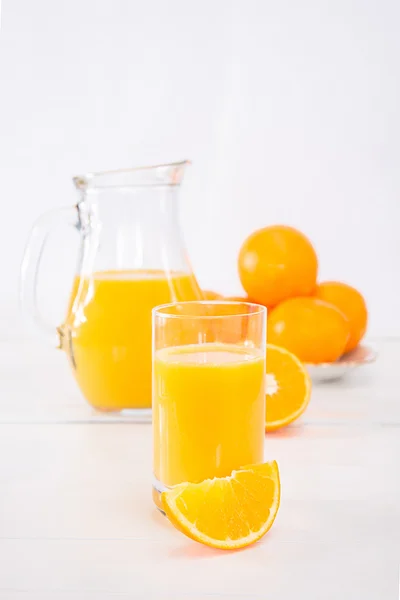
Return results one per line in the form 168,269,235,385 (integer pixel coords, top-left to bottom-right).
91,407,152,423
152,476,169,513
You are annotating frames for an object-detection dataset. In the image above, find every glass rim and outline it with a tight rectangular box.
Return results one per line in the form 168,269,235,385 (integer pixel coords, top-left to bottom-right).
153,300,267,320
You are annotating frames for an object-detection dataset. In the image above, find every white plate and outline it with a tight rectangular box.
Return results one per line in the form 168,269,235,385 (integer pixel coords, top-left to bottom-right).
306,344,377,383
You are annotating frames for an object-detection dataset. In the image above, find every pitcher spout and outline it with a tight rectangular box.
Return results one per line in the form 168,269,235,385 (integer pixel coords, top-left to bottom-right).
73,160,191,192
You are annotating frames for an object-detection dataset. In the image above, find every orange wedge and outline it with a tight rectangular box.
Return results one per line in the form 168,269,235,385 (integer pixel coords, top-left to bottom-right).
266,344,311,431
162,461,280,550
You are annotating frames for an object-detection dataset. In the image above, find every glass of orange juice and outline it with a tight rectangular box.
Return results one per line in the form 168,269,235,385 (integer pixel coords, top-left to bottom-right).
152,301,266,510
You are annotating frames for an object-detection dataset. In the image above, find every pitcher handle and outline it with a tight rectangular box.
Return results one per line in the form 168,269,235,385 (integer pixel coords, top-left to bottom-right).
20,205,80,346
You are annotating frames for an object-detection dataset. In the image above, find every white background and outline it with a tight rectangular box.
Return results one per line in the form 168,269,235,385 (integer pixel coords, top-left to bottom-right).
0,0,399,338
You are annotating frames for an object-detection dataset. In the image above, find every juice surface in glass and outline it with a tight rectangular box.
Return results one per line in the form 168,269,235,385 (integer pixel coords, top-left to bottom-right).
153,342,265,488
63,270,200,411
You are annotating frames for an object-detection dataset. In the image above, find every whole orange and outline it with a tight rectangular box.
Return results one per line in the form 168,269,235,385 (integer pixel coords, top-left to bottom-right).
267,297,350,363
238,225,318,307
315,281,368,353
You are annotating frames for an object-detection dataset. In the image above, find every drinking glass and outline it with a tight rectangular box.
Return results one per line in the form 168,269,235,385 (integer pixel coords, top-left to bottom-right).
152,301,266,509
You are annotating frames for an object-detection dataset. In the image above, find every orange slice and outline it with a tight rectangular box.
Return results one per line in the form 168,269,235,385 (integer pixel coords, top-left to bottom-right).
162,461,280,550
224,295,249,302
266,343,311,431
202,290,223,300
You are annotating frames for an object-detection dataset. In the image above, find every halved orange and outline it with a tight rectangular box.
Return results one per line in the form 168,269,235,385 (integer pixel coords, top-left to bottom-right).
266,344,311,431
162,461,280,550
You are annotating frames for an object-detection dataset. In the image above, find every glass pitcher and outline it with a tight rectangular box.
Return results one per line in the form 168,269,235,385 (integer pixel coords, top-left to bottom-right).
20,161,202,419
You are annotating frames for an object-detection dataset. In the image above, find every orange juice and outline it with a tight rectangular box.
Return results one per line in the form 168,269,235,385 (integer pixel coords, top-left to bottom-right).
153,343,265,489
62,270,200,411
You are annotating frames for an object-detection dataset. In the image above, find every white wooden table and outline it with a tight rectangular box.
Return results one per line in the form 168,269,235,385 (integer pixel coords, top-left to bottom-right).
0,339,399,599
